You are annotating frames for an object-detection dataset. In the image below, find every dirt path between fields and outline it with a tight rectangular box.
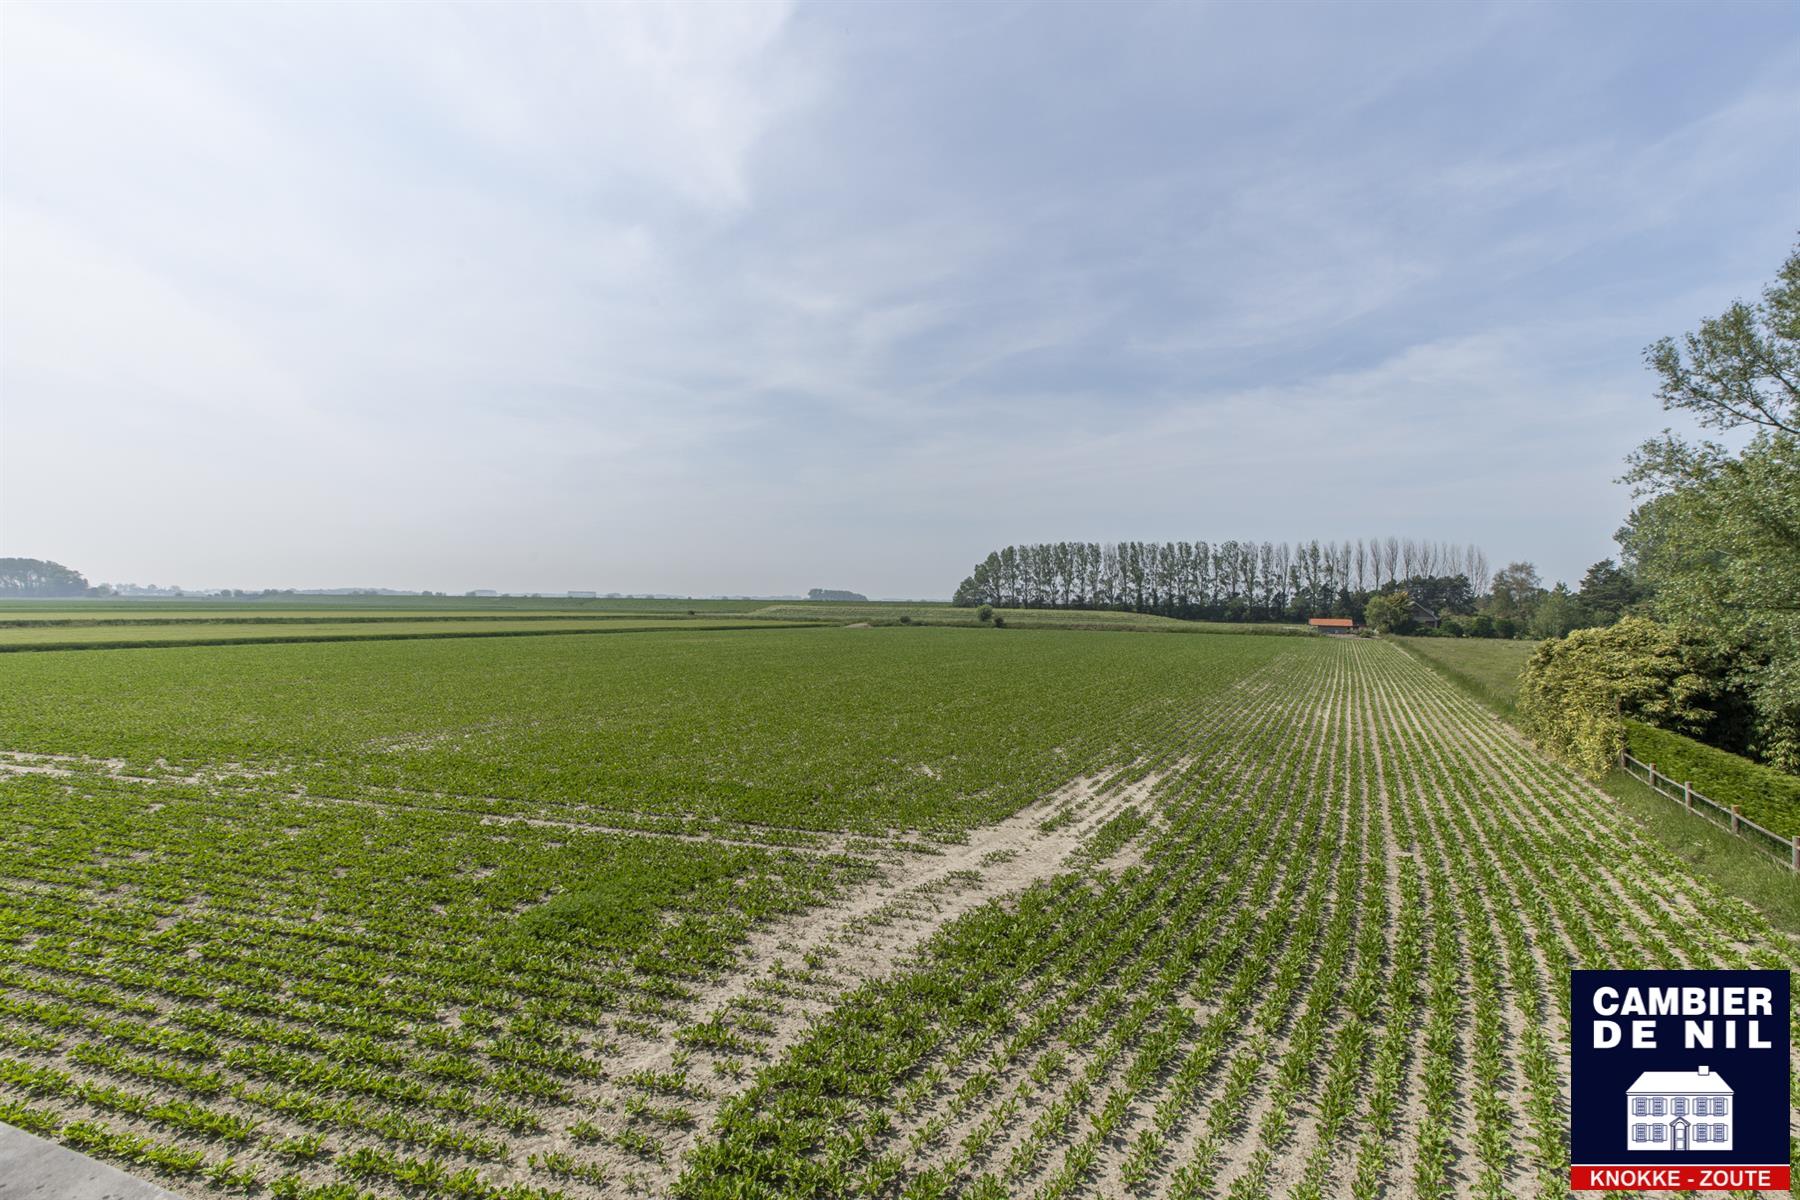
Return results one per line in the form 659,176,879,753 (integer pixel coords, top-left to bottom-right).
505,763,1173,1193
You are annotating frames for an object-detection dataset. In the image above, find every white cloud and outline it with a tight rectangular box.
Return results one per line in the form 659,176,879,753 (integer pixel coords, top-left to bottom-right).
2,0,1797,595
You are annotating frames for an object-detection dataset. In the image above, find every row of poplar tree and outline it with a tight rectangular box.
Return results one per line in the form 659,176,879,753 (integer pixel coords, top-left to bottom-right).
951,538,1489,622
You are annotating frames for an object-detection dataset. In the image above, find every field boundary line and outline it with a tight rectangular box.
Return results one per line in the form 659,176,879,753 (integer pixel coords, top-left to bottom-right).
1387,639,1800,873
1619,749,1799,871
0,620,828,654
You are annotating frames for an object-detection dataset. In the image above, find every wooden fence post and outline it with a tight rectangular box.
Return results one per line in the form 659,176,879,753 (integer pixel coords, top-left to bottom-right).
1731,805,1741,834
1792,835,1799,874
1649,763,1658,791
1683,781,1692,811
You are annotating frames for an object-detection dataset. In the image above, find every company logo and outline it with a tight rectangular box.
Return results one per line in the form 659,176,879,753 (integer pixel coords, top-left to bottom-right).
1570,969,1790,1191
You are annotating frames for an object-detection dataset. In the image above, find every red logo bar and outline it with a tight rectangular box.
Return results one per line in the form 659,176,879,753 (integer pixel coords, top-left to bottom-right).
1571,1165,1790,1191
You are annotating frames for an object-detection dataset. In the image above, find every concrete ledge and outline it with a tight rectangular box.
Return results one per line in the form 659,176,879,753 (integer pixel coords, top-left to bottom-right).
0,1122,187,1200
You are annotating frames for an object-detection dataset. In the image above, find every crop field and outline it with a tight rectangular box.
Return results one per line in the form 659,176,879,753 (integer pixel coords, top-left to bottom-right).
0,618,819,653
0,598,770,619
745,604,1312,635
0,611,714,625
0,628,1795,1199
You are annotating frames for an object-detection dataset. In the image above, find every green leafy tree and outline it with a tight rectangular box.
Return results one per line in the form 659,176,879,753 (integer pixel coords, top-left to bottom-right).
1517,617,1716,779
1575,558,1644,626
1363,590,1411,634
0,558,89,597
1529,583,1586,639
1643,243,1798,436
1485,561,1542,623
1620,242,1800,770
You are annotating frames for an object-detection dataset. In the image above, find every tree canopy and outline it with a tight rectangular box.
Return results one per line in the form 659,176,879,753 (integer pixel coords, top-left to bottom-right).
1363,591,1411,634
0,558,89,597
1619,242,1800,771
953,538,1488,624
1643,242,1798,436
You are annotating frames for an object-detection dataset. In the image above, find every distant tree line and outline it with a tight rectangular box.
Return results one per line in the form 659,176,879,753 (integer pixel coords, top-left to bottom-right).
0,558,93,597
953,538,1490,623
1398,556,1649,641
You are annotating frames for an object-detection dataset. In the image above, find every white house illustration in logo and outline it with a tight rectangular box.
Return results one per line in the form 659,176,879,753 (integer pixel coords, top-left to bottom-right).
1625,1065,1732,1151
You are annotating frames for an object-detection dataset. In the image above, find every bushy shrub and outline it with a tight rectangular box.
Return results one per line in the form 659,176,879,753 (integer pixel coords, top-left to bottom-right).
1626,720,1800,836
1517,617,1714,778
1364,591,1412,634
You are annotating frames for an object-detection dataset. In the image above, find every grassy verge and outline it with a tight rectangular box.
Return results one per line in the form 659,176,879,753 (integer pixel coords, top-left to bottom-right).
1598,768,1800,935
1398,638,1800,932
1393,636,1534,714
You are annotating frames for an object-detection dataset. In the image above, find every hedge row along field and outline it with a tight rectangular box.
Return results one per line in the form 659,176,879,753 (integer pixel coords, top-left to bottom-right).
1625,719,1800,839
1,628,1795,1199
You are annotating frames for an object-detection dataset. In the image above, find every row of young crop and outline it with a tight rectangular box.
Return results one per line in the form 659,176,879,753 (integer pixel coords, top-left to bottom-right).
1380,650,1800,1106
0,631,1298,1197
673,639,1800,1200
675,646,1350,1196
0,762,874,1196
0,629,1294,834
7,631,1794,1198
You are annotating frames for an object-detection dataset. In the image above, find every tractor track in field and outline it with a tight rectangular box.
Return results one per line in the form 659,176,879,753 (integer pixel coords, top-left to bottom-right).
514,762,1176,1195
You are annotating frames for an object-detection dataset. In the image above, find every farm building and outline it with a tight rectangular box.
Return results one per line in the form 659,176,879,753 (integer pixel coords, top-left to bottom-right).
1408,599,1440,629
1308,617,1357,635
1625,1065,1732,1151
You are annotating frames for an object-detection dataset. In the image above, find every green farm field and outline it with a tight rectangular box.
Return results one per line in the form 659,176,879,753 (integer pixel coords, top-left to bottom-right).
746,603,1313,635
1,628,1796,1200
0,610,710,625
0,618,819,653
1394,636,1535,714
0,598,771,619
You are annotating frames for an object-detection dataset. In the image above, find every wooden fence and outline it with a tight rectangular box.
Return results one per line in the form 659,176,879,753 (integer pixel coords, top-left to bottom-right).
1620,749,1799,872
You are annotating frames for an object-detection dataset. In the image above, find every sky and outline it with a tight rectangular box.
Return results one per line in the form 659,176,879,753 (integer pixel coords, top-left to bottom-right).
2,1,1797,598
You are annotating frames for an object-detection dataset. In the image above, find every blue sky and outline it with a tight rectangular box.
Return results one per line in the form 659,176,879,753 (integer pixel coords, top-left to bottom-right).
3,1,1797,597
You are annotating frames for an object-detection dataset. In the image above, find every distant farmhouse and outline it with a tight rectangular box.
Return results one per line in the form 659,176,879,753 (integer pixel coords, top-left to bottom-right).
1407,598,1440,629
1308,617,1357,635
1626,1065,1732,1151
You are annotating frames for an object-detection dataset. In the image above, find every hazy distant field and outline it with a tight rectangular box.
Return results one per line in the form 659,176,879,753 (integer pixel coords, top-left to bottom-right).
751,602,1314,634
0,597,1318,646
0,597,770,617
0,617,817,652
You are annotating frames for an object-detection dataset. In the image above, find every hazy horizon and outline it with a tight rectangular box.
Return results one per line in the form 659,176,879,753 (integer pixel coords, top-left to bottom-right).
4,1,1798,598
